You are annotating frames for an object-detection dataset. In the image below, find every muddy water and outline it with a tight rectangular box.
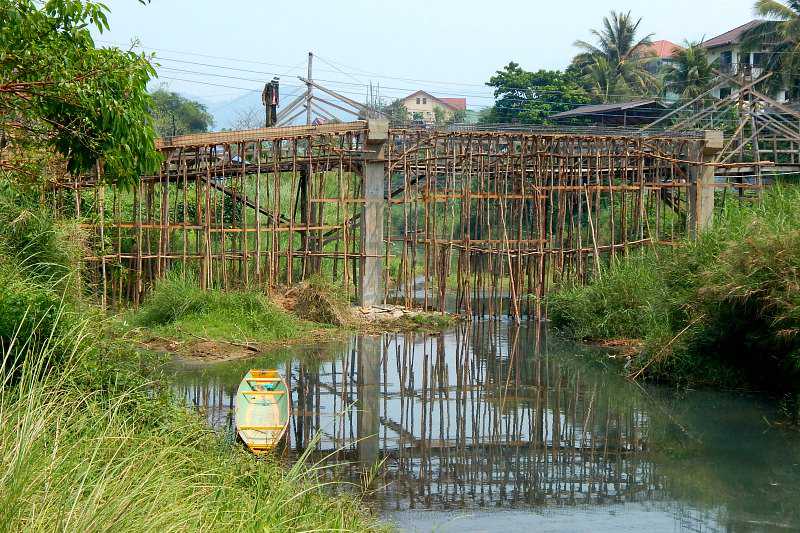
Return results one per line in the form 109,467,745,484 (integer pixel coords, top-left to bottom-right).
172,322,800,532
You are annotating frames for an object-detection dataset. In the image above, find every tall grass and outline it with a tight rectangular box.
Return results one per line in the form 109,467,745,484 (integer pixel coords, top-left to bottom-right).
0,189,380,531
133,272,311,344
548,185,800,391
0,323,380,531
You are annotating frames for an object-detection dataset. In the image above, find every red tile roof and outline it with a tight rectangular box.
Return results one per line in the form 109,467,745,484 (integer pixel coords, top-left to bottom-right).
440,97,467,111
643,40,684,59
702,20,763,49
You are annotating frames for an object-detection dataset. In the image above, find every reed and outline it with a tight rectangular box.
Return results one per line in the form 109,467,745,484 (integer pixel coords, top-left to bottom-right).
0,192,381,531
0,296,381,532
548,184,800,392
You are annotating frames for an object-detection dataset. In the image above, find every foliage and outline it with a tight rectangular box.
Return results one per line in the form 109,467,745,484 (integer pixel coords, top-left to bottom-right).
0,0,162,187
484,62,591,124
548,185,800,391
572,10,660,102
0,190,84,289
0,301,380,531
380,98,408,125
548,254,674,345
451,108,467,123
663,42,719,103
150,88,214,137
742,0,800,100
433,105,447,125
134,272,310,344
230,105,264,130
0,190,90,375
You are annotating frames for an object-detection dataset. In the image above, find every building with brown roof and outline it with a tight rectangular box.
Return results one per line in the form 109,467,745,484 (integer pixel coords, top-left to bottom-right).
641,39,684,61
701,20,787,101
400,90,467,124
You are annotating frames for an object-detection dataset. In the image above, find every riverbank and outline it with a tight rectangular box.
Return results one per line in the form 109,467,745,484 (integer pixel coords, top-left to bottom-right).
547,185,800,407
123,271,456,362
0,198,384,531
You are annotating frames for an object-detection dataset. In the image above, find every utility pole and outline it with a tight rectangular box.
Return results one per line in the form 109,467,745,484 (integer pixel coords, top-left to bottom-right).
306,52,313,125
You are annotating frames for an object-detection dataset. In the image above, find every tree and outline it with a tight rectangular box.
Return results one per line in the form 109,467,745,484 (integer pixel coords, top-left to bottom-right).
379,99,408,125
663,42,719,104
485,62,591,124
449,108,467,124
742,0,800,100
573,10,659,102
230,106,263,130
150,88,214,137
476,107,496,125
433,105,446,126
0,0,161,187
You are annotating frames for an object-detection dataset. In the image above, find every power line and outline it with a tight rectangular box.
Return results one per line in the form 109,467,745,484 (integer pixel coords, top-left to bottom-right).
111,38,753,108
157,73,748,122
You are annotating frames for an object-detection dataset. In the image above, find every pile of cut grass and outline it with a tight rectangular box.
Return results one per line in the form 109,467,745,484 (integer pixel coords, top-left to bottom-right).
548,185,800,392
133,272,313,344
292,275,352,327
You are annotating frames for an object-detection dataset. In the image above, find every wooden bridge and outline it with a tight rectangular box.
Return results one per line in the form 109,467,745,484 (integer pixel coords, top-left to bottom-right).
53,120,723,318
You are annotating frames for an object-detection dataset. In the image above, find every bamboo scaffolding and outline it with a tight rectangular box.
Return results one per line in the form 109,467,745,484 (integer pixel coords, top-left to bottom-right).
53,126,701,318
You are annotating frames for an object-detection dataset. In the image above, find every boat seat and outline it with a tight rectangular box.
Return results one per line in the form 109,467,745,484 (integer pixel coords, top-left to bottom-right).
242,390,286,396
239,425,285,431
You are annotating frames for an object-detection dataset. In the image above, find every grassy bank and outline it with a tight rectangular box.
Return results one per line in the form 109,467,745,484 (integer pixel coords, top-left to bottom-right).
0,331,380,531
0,200,381,532
130,272,316,344
548,185,800,393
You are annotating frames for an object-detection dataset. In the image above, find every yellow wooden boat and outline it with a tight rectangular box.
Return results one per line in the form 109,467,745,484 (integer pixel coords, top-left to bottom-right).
235,369,290,454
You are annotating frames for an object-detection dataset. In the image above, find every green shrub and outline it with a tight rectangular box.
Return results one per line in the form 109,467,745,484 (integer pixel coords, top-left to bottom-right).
0,193,89,377
134,272,309,343
548,185,800,391
0,194,84,294
548,252,674,346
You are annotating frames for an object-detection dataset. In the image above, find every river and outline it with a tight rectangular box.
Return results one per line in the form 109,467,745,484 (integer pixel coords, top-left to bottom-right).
171,322,800,532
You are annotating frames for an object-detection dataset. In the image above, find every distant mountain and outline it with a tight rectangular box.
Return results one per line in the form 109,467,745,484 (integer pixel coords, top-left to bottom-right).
206,91,263,129
205,90,355,129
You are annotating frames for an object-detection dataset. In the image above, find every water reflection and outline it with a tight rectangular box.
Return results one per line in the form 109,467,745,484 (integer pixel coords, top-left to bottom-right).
172,322,800,532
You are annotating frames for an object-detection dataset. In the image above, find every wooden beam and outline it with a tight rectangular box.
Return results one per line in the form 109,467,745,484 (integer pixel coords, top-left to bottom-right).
156,121,368,149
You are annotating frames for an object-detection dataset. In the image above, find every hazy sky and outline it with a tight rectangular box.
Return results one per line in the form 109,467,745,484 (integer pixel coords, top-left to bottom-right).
99,0,759,110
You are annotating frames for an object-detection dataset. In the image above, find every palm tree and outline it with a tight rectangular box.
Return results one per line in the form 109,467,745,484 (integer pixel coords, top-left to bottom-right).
663,42,719,104
742,0,800,99
574,10,660,102
581,57,624,103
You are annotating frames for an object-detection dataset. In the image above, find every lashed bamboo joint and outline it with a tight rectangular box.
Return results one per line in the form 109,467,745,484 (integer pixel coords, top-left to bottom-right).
50,121,721,319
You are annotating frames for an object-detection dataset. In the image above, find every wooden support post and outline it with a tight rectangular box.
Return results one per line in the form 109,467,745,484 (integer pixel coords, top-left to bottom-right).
688,130,723,236
360,119,388,307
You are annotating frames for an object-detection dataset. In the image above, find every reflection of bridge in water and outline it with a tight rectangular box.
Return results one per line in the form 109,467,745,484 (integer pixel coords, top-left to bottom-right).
174,323,800,531
176,323,668,512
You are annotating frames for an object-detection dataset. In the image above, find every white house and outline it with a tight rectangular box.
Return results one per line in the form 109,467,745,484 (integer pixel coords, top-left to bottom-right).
702,20,789,102
400,90,467,124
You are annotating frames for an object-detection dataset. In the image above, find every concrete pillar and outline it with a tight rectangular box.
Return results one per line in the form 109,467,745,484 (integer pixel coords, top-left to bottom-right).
357,335,381,469
688,130,723,237
360,119,388,307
